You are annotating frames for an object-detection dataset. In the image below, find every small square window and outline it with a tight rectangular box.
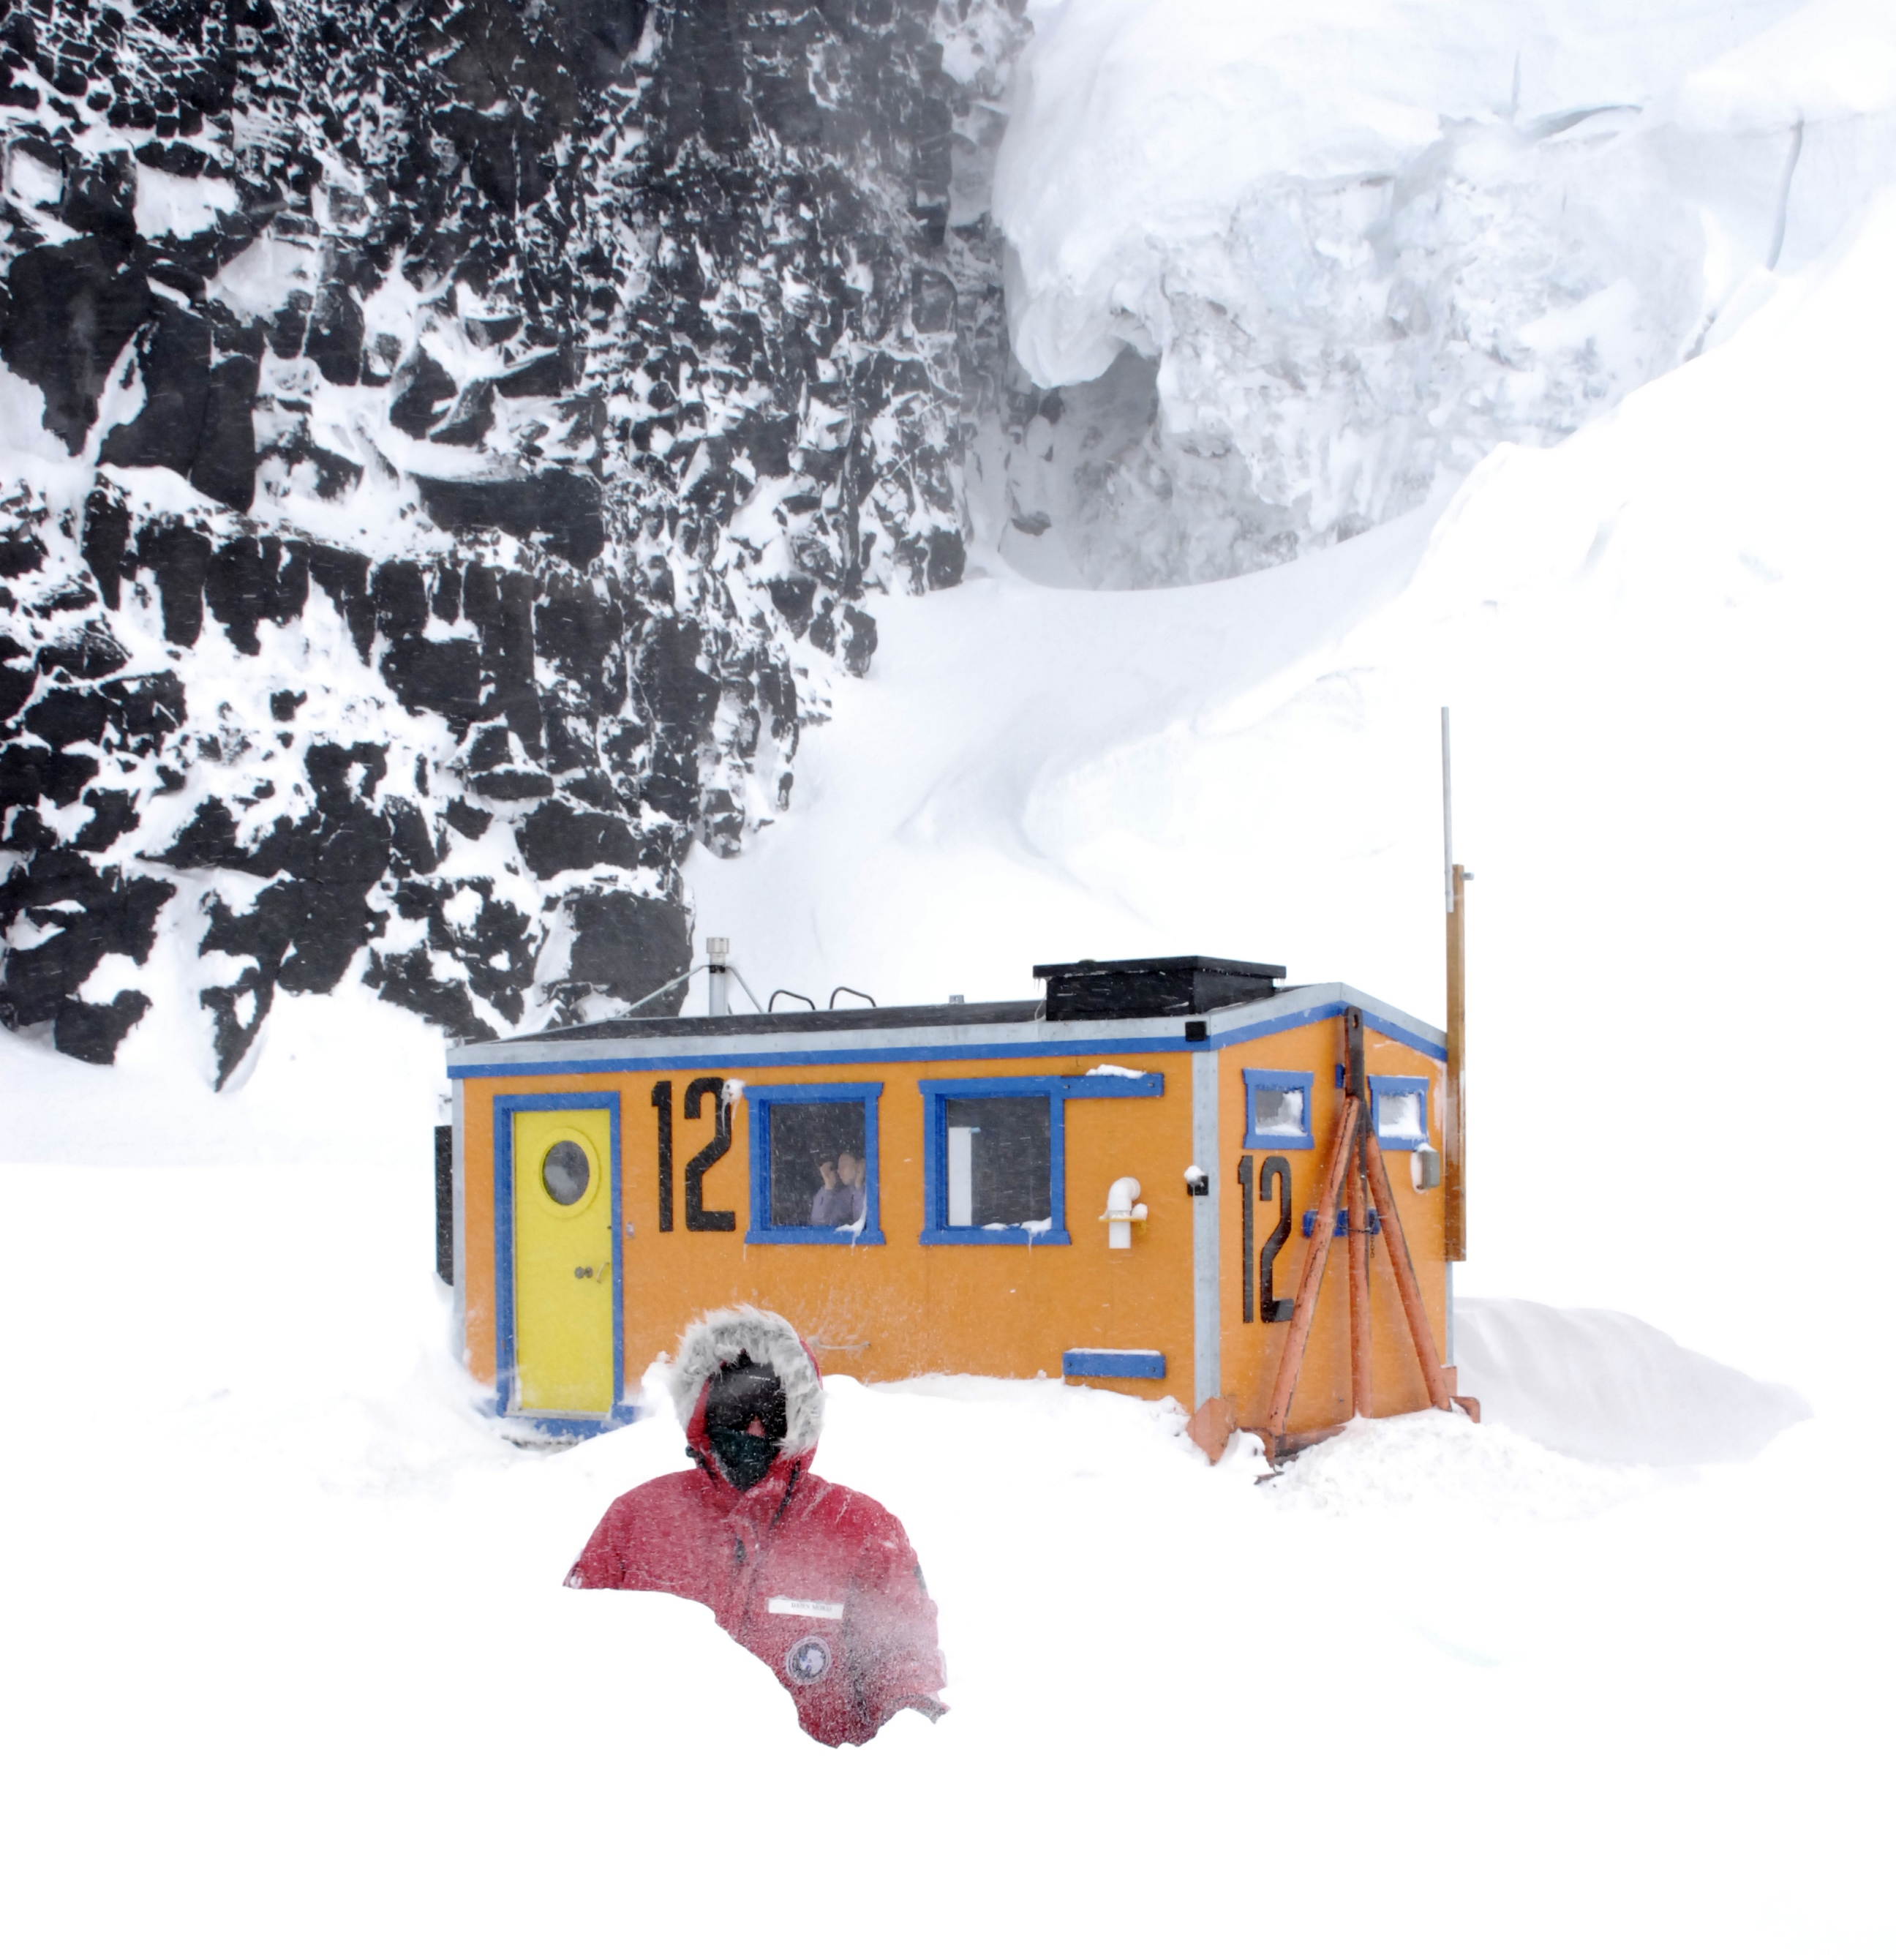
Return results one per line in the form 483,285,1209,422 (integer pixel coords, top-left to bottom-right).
1369,1074,1431,1149
1242,1068,1314,1150
919,1071,1159,1246
771,1101,868,1228
745,1086,884,1244
942,1095,1050,1229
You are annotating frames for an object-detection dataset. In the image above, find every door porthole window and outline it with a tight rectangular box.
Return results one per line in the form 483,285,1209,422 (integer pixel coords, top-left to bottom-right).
542,1138,591,1205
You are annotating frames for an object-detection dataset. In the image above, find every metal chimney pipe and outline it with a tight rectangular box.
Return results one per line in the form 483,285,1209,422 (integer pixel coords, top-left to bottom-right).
706,937,730,1016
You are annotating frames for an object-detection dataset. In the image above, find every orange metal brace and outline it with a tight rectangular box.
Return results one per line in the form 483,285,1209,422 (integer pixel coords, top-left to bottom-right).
1347,1133,1372,1417
1361,1128,1453,1412
1258,1094,1359,1447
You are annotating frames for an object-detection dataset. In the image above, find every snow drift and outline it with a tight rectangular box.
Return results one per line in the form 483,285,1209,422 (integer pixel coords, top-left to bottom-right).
1456,1298,1810,1465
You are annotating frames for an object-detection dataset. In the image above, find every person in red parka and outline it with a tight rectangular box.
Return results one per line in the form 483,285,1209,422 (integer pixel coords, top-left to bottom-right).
566,1306,947,1747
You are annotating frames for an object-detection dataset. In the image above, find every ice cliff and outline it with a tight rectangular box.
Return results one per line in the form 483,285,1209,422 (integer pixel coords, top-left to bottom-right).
985,0,1896,587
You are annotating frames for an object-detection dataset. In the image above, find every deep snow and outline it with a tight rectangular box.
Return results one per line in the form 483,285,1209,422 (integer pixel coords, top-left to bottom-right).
0,1146,1852,1959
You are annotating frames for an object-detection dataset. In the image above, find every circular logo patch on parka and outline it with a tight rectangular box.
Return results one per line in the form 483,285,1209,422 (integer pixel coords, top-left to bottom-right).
783,1634,832,1687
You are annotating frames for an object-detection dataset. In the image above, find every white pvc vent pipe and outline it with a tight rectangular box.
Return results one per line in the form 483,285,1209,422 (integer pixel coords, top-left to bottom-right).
1102,1176,1148,1250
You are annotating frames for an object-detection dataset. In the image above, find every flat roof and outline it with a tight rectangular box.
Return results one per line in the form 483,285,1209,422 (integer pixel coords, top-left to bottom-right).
447,980,1447,1079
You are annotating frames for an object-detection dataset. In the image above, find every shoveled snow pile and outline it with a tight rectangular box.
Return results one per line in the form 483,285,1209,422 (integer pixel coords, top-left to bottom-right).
984,0,1896,584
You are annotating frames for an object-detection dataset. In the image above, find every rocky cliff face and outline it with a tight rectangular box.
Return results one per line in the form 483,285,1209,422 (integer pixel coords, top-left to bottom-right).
0,0,1022,1079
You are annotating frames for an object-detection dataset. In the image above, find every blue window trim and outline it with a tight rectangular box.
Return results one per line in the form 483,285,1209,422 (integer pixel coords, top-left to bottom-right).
917,1072,1163,1246
1369,1073,1432,1150
1241,1067,1315,1150
745,1082,886,1245
1064,1348,1166,1380
492,1091,638,1436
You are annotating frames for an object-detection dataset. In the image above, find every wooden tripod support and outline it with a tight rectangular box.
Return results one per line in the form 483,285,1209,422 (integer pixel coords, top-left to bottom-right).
1256,1009,1453,1457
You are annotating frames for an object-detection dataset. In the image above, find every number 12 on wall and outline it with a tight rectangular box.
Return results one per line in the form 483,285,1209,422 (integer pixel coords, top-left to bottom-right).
650,1078,737,1233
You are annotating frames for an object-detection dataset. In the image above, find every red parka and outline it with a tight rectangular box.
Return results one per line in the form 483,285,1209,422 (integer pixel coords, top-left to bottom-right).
566,1308,946,1748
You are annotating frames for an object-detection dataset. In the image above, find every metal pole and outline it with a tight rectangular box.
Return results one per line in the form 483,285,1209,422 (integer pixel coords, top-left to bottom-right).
1442,707,1453,917
1445,865,1467,1260
707,936,730,1016
1442,707,1467,1262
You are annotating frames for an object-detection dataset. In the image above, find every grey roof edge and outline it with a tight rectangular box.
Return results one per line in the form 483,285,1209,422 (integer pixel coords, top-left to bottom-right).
447,980,1445,1071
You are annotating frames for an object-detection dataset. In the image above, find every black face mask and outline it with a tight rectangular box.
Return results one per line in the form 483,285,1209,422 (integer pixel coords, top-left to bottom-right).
703,1359,788,1492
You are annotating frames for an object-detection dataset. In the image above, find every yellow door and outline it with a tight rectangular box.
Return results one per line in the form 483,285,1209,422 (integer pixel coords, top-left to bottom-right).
512,1106,615,1413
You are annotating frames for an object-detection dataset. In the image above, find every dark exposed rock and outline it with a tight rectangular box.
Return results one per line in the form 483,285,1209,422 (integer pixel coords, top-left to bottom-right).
0,533,45,577
203,536,304,653
381,634,484,732
304,284,365,388
138,519,212,646
413,472,605,569
102,298,260,511
303,546,372,652
24,685,109,751
0,664,31,726
565,888,693,1002
54,988,149,1064
0,236,149,451
516,799,641,879
389,350,456,437
80,489,130,608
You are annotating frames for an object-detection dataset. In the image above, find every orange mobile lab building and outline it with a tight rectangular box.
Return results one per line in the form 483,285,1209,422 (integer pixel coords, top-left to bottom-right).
444,955,1462,1451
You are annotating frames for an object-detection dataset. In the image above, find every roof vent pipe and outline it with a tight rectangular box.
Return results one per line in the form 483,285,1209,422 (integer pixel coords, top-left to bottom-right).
706,937,731,1016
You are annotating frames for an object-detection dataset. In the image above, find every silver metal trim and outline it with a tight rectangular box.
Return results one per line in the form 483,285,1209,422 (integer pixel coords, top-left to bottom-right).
1191,1048,1220,1408
451,1077,467,1366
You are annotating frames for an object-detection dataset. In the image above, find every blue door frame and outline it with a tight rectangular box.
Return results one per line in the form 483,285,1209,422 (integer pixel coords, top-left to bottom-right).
492,1090,641,1438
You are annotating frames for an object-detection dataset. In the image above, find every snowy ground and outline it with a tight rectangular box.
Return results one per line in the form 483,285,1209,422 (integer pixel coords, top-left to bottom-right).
8,6,1896,1953
0,1141,1864,1956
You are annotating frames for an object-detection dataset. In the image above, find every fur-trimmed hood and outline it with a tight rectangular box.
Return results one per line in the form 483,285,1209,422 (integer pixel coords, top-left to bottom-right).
669,1307,826,1460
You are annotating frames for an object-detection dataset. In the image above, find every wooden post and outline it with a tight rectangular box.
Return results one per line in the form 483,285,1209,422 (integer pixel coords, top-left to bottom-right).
1260,1097,1359,1446
1348,1137,1372,1417
1444,861,1467,1261
1361,1130,1453,1412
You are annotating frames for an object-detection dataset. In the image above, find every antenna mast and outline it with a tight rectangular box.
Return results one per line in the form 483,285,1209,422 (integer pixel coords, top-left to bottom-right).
1442,708,1467,1261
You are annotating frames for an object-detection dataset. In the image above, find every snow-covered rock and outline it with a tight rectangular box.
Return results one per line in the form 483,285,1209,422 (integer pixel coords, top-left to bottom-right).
0,0,1026,1078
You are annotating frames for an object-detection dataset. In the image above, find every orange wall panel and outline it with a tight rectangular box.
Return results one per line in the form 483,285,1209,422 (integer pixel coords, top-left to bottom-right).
1216,1020,1447,1435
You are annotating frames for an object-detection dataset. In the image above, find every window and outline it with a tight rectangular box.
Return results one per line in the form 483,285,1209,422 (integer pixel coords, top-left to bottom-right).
943,1096,1050,1230
1369,1074,1430,1149
541,1138,590,1204
1242,1068,1314,1150
745,1084,884,1244
919,1070,1164,1246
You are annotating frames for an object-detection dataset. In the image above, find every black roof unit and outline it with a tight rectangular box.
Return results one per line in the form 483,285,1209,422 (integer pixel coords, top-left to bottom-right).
1032,955,1287,1022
